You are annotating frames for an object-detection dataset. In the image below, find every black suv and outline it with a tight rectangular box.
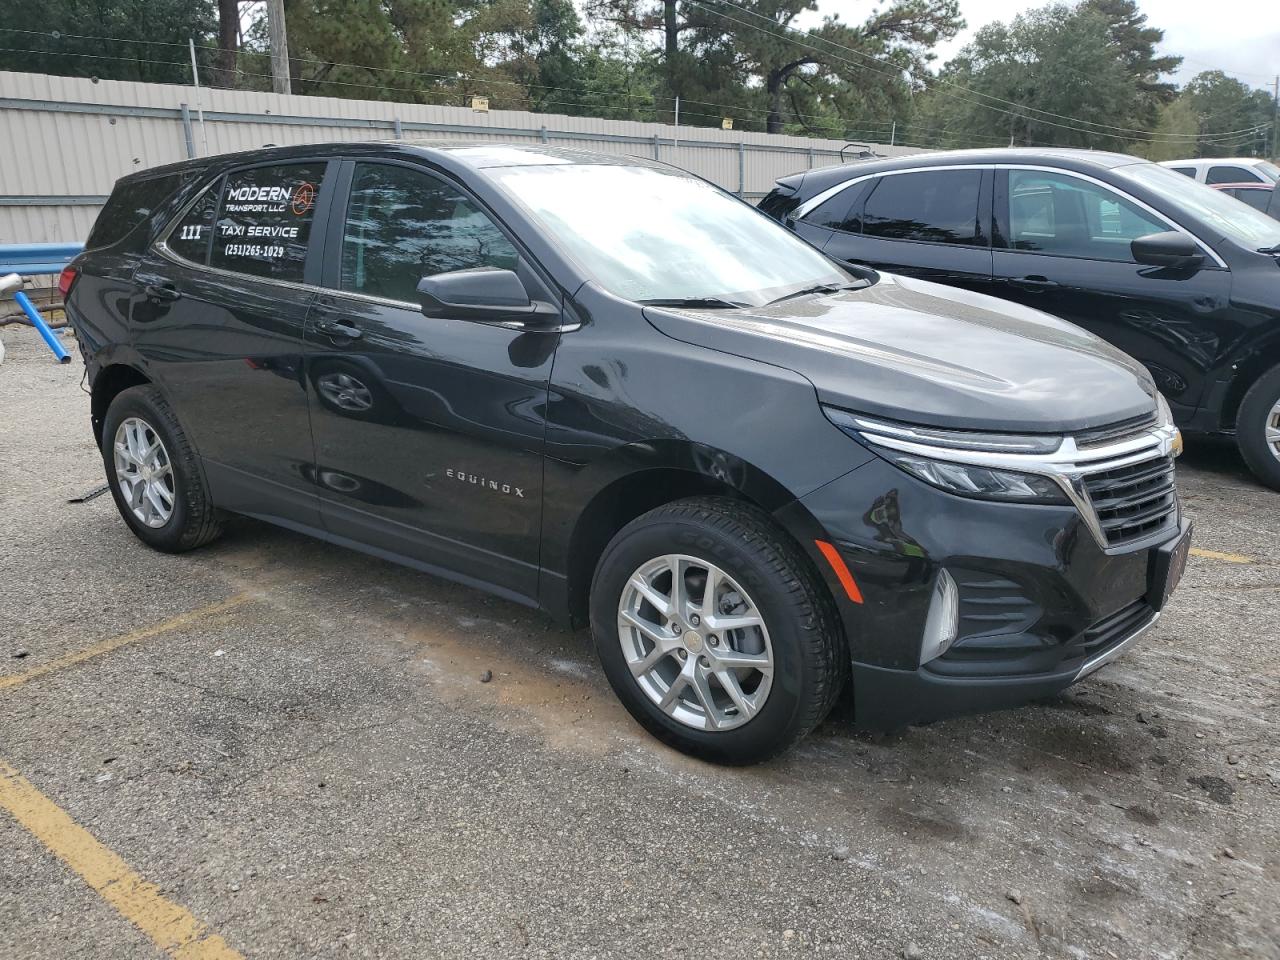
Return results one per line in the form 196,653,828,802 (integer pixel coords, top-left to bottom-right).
65,142,1190,763
761,148,1280,489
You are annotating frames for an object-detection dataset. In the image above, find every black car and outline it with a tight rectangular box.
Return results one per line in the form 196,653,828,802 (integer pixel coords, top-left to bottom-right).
64,142,1189,763
761,148,1280,489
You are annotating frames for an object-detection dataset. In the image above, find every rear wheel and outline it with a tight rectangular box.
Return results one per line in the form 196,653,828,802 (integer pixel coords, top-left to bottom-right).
1235,365,1280,492
101,385,224,552
590,497,844,764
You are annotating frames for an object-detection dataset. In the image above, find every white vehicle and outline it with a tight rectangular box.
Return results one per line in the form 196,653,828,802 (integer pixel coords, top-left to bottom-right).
1161,157,1280,185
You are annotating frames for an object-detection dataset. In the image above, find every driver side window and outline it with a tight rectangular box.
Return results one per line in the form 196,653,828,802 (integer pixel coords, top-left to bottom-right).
340,163,518,303
1004,170,1167,262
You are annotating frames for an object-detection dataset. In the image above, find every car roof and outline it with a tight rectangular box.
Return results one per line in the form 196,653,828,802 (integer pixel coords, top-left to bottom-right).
779,147,1149,196
1159,157,1265,167
112,139,666,186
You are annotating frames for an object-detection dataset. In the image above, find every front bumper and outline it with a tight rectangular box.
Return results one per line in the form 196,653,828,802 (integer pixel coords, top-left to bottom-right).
782,456,1187,729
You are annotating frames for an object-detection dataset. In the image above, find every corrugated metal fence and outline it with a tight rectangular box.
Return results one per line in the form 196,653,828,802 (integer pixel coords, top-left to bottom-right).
0,69,919,244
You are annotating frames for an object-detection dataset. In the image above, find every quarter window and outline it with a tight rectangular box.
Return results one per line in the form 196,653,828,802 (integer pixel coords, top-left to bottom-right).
1004,170,1167,261
1169,167,1196,178
166,180,220,264
861,170,983,245
340,163,518,304
1207,164,1261,185
209,163,326,282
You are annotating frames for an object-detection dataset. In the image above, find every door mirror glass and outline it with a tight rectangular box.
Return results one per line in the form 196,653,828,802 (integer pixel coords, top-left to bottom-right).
1130,231,1204,270
418,267,555,325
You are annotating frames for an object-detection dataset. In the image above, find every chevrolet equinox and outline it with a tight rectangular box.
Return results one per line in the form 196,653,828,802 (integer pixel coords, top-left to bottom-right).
64,142,1191,763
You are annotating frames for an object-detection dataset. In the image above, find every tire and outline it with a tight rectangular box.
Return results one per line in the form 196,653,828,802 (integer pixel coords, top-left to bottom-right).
101,384,225,552
590,496,844,764
1235,365,1280,492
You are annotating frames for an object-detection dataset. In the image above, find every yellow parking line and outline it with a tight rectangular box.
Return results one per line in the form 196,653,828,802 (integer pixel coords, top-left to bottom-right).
0,594,250,692
1189,547,1253,564
0,760,244,959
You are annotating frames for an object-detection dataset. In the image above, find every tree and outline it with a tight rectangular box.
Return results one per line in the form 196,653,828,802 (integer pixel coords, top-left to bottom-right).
913,2,1180,151
0,0,218,85
1079,0,1180,128
1179,71,1276,159
215,0,241,88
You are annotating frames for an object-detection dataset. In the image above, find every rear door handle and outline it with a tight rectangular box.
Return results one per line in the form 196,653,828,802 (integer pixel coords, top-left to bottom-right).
144,283,181,302
1010,276,1059,292
314,317,363,341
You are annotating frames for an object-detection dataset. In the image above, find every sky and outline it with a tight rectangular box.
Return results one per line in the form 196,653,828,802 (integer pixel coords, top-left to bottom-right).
821,0,1279,91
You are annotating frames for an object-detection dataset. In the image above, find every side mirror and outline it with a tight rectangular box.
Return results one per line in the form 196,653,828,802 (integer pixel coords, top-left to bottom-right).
417,267,558,326
1131,231,1204,270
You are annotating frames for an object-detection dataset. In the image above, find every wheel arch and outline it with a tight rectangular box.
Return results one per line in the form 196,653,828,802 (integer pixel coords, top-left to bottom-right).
1221,345,1280,432
556,440,828,628
91,363,152,447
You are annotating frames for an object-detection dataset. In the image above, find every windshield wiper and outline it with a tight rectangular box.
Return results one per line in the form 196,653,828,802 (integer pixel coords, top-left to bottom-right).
1258,244,1280,255
637,297,748,309
765,280,869,306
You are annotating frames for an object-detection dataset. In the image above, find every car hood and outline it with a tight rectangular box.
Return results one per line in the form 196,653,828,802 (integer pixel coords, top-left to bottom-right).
642,273,1157,433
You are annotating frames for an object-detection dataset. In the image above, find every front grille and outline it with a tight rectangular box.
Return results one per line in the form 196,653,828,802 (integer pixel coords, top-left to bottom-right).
1082,455,1177,548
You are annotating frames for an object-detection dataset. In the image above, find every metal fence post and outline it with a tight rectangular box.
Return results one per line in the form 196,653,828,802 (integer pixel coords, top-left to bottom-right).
738,142,745,197
653,134,660,160
179,103,195,159
808,146,814,169
540,126,548,143
393,117,403,139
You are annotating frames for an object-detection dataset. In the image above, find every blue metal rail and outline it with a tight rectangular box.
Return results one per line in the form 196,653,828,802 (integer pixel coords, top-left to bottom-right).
0,242,84,276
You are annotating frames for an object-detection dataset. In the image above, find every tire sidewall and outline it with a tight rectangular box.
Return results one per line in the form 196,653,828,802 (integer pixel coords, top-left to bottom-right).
590,514,816,763
101,387,198,550
1236,368,1280,491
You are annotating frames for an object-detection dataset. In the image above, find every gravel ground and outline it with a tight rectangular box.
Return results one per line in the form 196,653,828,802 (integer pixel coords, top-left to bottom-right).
1,324,1278,960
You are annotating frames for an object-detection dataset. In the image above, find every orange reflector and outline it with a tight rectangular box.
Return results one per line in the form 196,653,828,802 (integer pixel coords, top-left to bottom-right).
815,539,863,604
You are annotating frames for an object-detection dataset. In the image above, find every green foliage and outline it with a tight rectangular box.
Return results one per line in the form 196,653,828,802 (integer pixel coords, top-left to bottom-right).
0,0,218,84
7,0,1277,155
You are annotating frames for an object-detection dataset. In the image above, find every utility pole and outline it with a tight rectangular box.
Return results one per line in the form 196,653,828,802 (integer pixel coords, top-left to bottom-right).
1273,75,1278,160
267,0,291,96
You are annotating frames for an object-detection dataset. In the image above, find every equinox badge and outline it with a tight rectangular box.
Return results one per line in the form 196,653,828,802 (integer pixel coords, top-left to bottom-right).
446,468,525,498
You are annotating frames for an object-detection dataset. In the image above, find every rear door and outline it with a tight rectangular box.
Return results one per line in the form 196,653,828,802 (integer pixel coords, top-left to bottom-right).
132,159,335,528
303,159,559,602
990,166,1233,417
819,167,997,295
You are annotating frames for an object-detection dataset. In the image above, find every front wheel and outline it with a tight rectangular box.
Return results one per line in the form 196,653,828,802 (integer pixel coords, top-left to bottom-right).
1235,365,1280,492
590,497,845,764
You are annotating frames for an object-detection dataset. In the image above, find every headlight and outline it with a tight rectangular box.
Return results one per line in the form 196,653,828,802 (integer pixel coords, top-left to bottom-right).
876,449,1070,504
824,406,1070,505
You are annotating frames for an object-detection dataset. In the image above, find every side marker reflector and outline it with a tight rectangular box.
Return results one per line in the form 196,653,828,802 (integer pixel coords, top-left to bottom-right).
814,539,863,604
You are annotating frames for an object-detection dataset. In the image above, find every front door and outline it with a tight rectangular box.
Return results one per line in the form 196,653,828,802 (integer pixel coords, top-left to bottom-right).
132,160,334,527
991,168,1233,416
304,160,558,602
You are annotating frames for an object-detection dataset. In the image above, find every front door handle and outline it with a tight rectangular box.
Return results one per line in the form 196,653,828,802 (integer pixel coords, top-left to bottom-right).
1010,275,1059,292
143,283,181,302
315,318,363,341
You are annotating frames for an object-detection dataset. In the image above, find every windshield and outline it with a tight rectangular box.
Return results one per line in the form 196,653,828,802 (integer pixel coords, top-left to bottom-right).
1257,161,1280,182
1117,162,1280,251
490,163,853,306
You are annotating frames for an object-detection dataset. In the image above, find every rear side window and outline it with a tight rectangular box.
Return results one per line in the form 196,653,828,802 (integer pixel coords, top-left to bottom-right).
339,162,517,303
1169,167,1196,178
862,170,983,245
86,174,183,249
166,179,221,264
209,163,327,282
1207,165,1261,185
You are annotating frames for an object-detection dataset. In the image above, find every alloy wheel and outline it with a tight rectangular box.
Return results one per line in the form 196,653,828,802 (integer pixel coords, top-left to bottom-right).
1267,399,1280,463
112,417,176,528
617,554,774,731
317,371,373,412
